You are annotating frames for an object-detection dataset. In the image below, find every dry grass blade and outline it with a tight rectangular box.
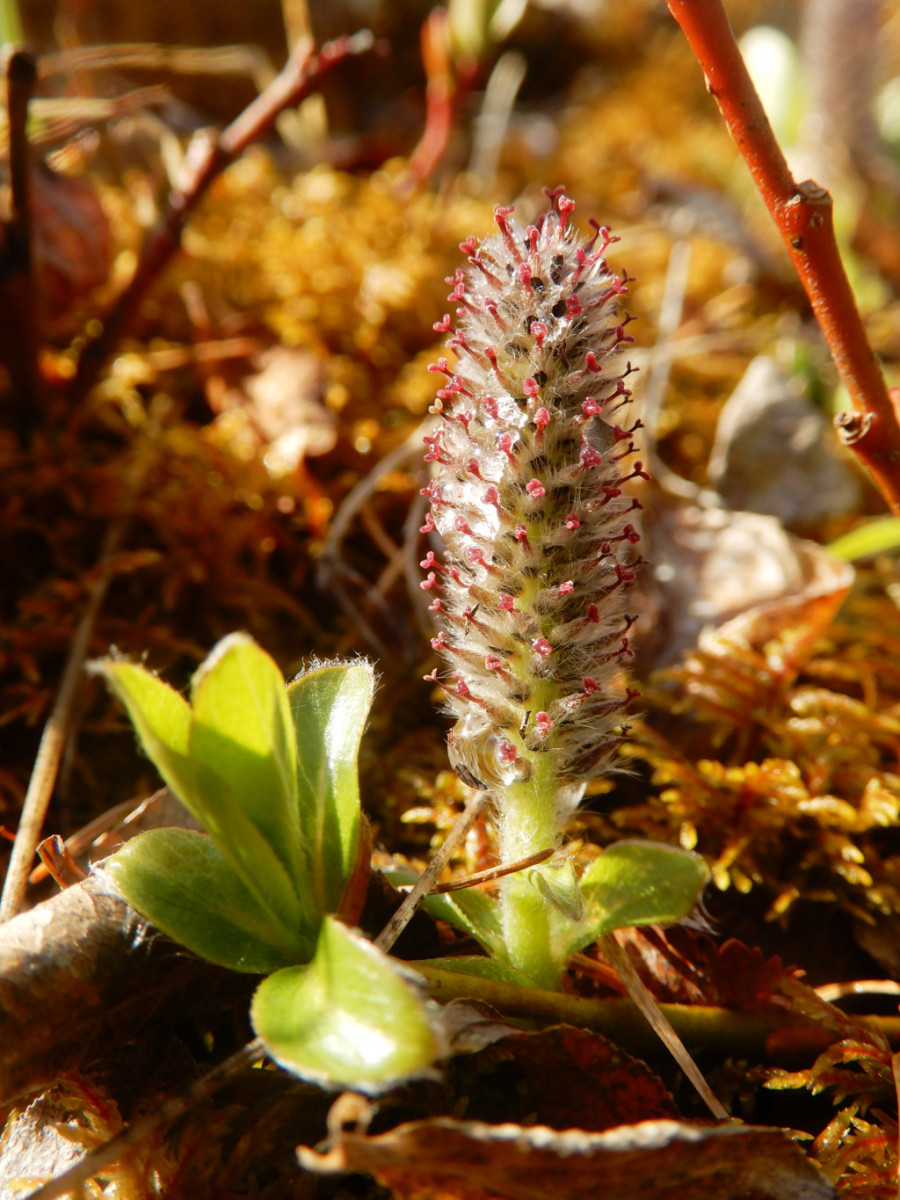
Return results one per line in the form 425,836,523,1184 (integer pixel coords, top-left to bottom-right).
600,932,730,1121
0,517,127,922
375,791,490,953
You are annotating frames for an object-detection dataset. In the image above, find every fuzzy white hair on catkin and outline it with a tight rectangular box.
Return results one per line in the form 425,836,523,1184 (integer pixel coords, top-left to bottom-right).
422,191,644,830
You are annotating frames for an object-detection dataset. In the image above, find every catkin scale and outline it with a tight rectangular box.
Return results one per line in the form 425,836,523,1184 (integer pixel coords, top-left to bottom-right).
422,192,644,826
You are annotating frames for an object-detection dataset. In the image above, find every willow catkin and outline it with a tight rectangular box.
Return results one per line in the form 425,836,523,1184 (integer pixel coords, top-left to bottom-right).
421,190,645,830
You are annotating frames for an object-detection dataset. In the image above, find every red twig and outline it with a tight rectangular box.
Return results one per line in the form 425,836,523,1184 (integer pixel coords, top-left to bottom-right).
402,7,482,192
404,9,457,189
666,0,900,517
68,31,375,407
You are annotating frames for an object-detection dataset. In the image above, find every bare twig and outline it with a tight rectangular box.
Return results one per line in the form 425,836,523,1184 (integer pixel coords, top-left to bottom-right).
375,790,490,953
24,1039,266,1200
403,9,457,191
665,0,900,516
0,49,42,441
68,31,375,406
0,517,129,922
396,847,554,894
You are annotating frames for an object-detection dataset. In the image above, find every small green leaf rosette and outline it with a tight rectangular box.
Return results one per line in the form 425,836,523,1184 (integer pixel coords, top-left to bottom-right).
97,636,376,973
393,842,708,986
251,917,441,1091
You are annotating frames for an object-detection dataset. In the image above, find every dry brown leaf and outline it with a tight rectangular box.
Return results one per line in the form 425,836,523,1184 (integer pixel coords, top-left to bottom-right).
446,1023,677,1131
642,494,854,672
207,345,336,475
707,356,862,528
0,872,250,1106
610,926,803,1009
29,166,111,323
300,1099,834,1200
0,1080,126,1200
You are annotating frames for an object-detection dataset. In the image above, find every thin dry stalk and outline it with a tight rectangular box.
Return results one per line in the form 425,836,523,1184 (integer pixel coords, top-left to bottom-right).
68,31,375,406
0,518,127,921
375,790,490,953
600,931,729,1120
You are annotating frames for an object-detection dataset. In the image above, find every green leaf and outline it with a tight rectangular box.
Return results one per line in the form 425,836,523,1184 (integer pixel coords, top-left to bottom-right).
190,633,304,888
251,917,440,1091
104,829,314,973
96,650,311,944
412,956,536,986
93,660,214,829
287,661,375,914
555,842,709,961
828,516,900,561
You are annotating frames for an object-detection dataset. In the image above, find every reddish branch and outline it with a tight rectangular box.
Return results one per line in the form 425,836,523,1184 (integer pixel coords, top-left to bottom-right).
403,8,481,192
404,9,458,189
666,0,900,517
68,31,375,406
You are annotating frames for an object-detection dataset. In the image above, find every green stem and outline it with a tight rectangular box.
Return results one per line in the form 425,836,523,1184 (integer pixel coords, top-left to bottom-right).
498,750,561,989
417,965,900,1058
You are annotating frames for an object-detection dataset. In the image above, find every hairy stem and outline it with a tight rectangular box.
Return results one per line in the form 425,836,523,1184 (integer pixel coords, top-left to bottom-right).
499,755,561,987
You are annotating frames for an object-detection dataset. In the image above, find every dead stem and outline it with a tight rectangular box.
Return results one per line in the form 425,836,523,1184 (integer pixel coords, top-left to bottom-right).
1,49,42,442
468,51,526,186
68,31,376,407
600,931,730,1120
375,790,490,953
396,847,553,894
666,0,900,516
0,516,130,922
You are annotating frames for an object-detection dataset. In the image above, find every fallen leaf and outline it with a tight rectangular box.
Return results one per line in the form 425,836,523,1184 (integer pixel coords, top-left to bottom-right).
300,1101,834,1200
0,1078,130,1200
707,356,861,528
610,926,803,1009
0,872,251,1106
642,495,854,673
29,166,111,324
207,345,336,475
447,1023,677,1130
